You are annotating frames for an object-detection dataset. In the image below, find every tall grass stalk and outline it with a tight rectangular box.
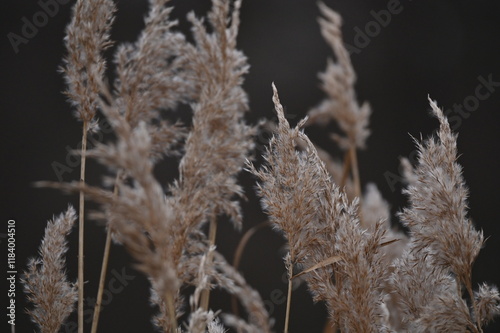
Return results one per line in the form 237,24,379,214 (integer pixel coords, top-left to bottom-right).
77,122,88,333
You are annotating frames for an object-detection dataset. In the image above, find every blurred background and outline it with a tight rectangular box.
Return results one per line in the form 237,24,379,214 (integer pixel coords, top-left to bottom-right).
2,0,500,332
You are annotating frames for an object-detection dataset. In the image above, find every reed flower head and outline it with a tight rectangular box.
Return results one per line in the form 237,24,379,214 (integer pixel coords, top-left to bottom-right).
21,207,78,333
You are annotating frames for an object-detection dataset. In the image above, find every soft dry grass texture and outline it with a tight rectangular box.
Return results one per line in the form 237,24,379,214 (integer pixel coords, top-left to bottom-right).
22,0,499,332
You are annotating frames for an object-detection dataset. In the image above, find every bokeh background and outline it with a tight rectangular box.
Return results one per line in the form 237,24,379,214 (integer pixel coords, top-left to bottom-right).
2,0,500,332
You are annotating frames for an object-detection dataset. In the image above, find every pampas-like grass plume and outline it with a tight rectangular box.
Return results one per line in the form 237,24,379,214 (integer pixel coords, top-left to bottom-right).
308,2,371,151
21,206,78,333
249,84,390,332
390,98,488,332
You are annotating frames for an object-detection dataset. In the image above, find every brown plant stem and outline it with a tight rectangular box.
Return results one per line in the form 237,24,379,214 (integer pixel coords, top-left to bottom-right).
339,150,351,190
91,173,121,333
231,221,271,315
284,257,293,333
349,145,361,199
78,121,88,333
90,226,112,333
349,145,364,227
200,214,218,312
166,290,178,332
466,280,482,333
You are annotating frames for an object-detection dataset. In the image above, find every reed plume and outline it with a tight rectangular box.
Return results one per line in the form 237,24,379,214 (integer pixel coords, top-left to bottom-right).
21,207,78,333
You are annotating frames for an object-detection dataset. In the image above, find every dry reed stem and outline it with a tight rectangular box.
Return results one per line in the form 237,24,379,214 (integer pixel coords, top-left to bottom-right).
338,150,351,190
467,281,483,333
165,289,178,331
91,172,121,333
349,146,361,199
231,221,270,316
292,255,342,279
90,225,112,333
283,252,294,333
77,122,87,333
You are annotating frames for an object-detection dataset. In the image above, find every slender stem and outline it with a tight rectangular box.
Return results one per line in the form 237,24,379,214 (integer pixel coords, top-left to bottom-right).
349,145,364,226
165,290,178,332
284,258,293,333
78,121,88,333
90,226,112,333
349,146,361,199
466,280,482,333
91,173,122,333
339,150,351,190
233,221,270,269
200,214,218,312
231,221,271,315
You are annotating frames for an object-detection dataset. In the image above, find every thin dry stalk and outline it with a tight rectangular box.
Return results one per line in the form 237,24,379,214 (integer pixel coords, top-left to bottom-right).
284,254,293,333
77,123,87,333
349,146,361,199
231,221,270,316
338,150,351,189
91,172,122,333
165,290,178,331
90,224,112,333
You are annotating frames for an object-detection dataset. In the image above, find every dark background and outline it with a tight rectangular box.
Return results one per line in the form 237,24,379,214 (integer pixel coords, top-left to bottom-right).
2,0,500,332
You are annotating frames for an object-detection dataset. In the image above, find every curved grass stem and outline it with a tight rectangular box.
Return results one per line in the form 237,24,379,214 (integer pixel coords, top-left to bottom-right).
91,172,122,333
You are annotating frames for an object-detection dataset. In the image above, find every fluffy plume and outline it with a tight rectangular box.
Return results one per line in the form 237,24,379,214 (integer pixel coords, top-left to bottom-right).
475,283,500,326
22,207,78,333
186,246,218,333
390,98,491,331
184,245,271,333
113,0,193,159
307,2,371,150
362,183,408,261
171,0,254,231
250,84,389,331
399,98,484,291
61,0,115,128
114,0,194,125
